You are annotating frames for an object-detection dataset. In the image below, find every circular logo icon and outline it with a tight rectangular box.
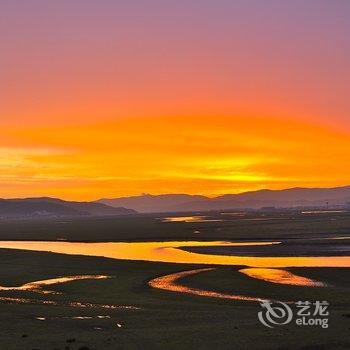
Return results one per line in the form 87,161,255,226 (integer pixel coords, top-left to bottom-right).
258,300,293,328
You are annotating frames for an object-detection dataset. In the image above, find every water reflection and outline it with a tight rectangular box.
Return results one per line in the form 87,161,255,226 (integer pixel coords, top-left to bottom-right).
301,210,346,214
0,275,110,294
36,315,111,321
1,240,348,305
0,240,349,268
239,268,325,287
221,212,246,216
0,296,139,309
163,216,223,222
149,268,267,302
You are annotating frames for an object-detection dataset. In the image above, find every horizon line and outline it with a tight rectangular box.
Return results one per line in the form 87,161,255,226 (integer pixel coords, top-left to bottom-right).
1,184,350,202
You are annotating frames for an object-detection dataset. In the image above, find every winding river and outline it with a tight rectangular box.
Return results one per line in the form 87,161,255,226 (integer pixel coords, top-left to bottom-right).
0,240,349,303
0,240,349,267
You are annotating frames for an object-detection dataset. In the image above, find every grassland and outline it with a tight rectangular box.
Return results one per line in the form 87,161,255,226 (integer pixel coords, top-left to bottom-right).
0,211,349,349
0,210,350,242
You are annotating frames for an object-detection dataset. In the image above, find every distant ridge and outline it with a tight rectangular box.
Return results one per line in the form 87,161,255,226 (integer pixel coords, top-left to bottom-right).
0,197,137,218
98,194,207,213
97,186,350,213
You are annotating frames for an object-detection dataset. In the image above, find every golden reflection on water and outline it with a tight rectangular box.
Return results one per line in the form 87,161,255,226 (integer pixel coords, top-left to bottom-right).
0,275,110,294
301,210,346,214
163,216,223,222
149,268,266,302
239,268,325,287
0,296,139,309
0,240,349,268
35,315,112,321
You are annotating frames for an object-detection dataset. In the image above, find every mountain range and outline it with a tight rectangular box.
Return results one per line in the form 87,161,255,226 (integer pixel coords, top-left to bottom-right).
98,186,350,213
1,186,349,218
0,197,136,218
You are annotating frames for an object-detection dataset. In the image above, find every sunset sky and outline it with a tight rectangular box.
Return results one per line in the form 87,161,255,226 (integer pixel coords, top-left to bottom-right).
1,0,350,200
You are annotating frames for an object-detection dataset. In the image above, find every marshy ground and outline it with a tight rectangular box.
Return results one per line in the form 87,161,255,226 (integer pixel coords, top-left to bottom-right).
0,210,349,349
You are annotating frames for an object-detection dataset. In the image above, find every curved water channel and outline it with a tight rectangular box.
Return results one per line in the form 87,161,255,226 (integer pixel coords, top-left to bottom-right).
0,240,349,303
0,275,110,294
0,240,349,267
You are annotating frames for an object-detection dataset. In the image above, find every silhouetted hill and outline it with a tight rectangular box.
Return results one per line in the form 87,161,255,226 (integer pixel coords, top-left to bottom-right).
97,186,350,213
98,194,207,213
0,198,136,218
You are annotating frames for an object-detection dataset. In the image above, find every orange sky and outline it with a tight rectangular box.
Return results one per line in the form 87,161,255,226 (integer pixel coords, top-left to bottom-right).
2,116,350,200
1,1,350,200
